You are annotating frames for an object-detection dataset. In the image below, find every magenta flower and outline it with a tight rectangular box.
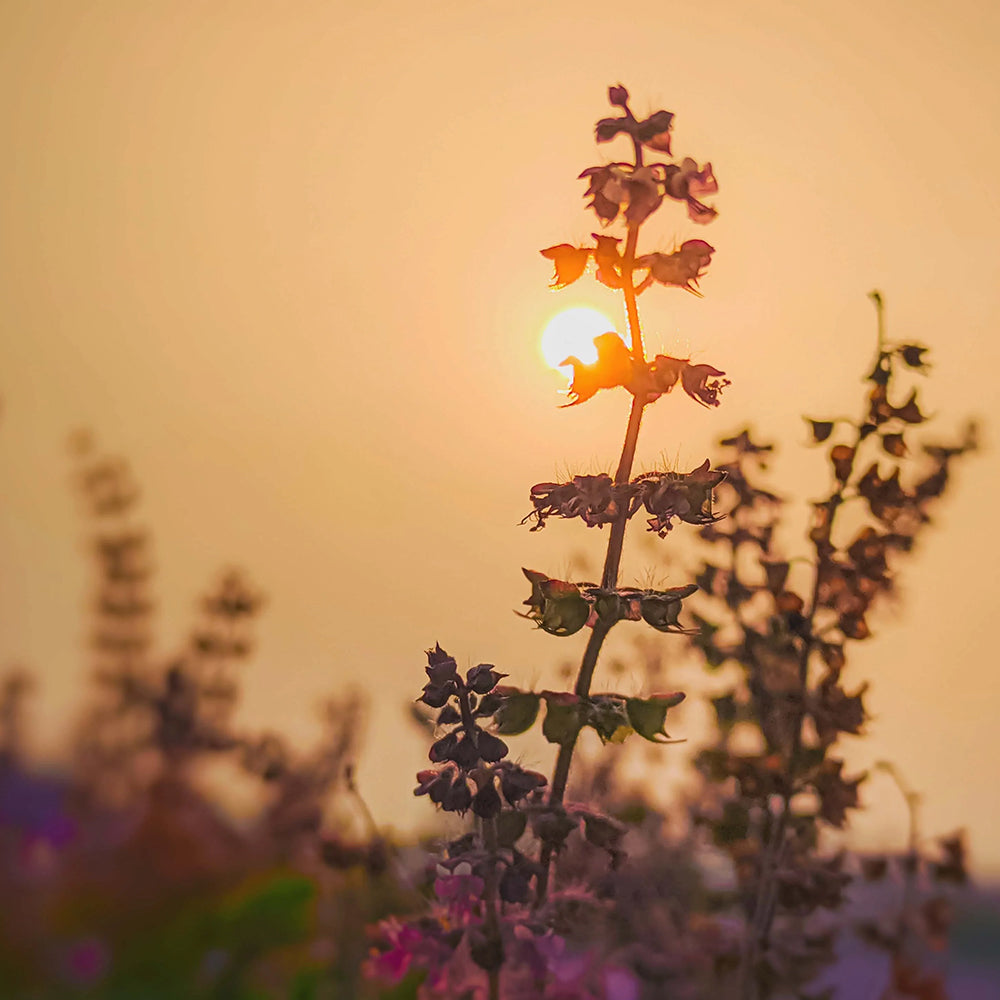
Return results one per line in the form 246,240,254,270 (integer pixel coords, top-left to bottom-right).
434,860,485,921
364,917,455,989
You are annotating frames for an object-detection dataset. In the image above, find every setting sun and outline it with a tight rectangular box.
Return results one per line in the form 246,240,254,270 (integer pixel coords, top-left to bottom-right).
540,306,624,371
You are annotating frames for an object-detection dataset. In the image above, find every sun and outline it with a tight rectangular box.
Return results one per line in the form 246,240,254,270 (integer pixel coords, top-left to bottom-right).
540,307,623,371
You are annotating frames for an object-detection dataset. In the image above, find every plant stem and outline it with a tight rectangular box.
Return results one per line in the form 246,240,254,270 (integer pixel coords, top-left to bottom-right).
740,315,888,995
483,816,502,1000
536,223,647,904
738,571,822,999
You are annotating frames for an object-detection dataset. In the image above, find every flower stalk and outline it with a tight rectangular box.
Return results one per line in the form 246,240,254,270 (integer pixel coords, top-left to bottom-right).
533,88,723,901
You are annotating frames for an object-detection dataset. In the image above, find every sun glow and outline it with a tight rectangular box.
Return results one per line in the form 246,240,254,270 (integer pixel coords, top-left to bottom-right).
540,307,624,371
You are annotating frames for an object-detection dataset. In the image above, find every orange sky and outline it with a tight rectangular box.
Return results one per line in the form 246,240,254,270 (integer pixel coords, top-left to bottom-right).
1,1,998,871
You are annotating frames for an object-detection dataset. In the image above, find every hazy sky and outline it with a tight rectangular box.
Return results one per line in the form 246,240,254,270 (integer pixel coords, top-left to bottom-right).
1,1,999,870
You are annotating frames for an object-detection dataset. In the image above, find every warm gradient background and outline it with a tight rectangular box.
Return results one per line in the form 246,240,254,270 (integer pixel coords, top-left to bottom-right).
1,2,998,870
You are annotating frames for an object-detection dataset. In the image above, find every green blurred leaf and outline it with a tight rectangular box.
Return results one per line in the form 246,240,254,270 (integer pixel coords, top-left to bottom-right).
625,693,685,743
493,690,540,735
495,809,528,848
541,692,582,745
216,874,316,952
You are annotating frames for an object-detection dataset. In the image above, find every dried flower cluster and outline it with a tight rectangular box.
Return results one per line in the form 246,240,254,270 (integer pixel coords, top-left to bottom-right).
523,459,725,536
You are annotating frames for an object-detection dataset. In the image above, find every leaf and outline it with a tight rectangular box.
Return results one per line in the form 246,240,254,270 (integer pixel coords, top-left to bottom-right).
899,344,929,369
519,568,591,636
595,115,630,142
639,585,697,633
634,109,675,151
578,808,626,850
217,875,316,952
807,419,835,443
493,689,540,735
625,692,685,742
541,691,582,745
495,809,527,848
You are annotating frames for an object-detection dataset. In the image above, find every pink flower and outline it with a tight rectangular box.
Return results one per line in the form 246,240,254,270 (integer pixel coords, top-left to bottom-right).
364,917,454,989
603,967,640,1000
434,860,485,921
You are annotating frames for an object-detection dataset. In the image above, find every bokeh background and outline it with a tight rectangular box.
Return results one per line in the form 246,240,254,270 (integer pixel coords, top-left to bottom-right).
1,0,998,875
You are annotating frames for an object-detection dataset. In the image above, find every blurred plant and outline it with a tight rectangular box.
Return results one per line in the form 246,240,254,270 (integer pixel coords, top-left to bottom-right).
69,435,265,808
0,434,413,998
681,293,976,997
850,764,967,1000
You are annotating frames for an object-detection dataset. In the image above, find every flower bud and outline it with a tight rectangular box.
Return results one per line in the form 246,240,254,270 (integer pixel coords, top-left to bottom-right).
425,644,459,686
498,763,547,805
428,730,459,763
467,663,505,694
608,84,629,108
420,681,454,708
450,733,481,770
440,774,472,813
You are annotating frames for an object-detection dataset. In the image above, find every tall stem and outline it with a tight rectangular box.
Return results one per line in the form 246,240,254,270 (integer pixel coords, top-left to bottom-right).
536,223,647,903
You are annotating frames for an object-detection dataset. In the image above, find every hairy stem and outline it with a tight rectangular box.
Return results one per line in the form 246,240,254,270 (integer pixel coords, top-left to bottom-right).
536,222,647,904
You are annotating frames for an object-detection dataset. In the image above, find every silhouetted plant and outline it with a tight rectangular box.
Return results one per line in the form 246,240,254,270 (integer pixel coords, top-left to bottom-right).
366,87,977,1000
369,83,730,1000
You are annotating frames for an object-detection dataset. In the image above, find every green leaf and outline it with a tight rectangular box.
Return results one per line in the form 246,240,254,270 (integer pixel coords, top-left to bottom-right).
520,568,591,636
495,809,528,848
493,690,540,735
540,588,591,635
625,692,685,743
216,874,316,952
639,585,697,633
541,692,582,744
